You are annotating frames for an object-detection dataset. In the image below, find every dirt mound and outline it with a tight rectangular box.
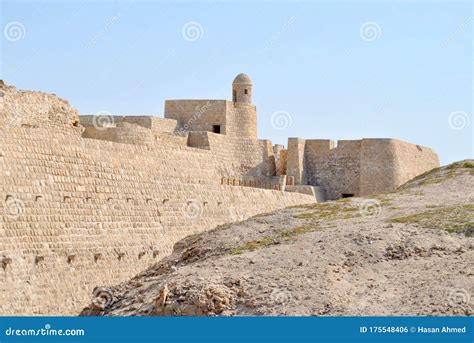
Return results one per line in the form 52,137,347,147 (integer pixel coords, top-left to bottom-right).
81,161,474,316
398,159,474,189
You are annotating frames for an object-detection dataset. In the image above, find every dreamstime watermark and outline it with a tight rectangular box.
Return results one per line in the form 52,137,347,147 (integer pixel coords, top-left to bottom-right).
260,15,297,53
448,111,470,131
5,323,85,337
358,199,382,218
176,102,211,135
229,206,245,222
92,111,115,131
270,288,292,308
4,21,26,42
271,110,292,130
4,196,25,220
448,288,471,309
183,199,203,219
359,21,382,42
85,12,122,49
442,16,473,47
91,287,114,310
181,21,204,42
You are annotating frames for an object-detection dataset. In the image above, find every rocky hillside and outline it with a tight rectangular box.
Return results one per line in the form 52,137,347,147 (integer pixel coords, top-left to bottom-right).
81,161,474,316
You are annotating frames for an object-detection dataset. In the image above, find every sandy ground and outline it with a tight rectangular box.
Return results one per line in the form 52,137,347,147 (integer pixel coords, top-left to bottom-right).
81,161,474,316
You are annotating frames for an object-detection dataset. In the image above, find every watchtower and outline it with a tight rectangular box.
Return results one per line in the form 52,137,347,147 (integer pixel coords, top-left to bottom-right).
232,73,252,104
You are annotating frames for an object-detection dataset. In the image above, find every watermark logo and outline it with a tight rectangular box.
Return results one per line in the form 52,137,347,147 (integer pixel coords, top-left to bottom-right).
5,323,85,336
4,21,26,42
442,16,473,47
5,196,25,220
448,111,470,131
92,111,115,131
176,102,211,135
358,199,382,218
270,288,292,307
448,288,471,308
260,15,297,53
91,287,114,310
360,21,382,42
182,21,204,42
183,199,203,219
85,12,121,49
229,206,245,222
271,110,292,130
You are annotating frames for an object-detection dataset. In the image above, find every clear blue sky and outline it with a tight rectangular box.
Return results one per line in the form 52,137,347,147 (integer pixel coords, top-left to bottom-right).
1,0,472,165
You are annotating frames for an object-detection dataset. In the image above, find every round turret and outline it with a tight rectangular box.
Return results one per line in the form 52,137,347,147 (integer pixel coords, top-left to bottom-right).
232,73,252,104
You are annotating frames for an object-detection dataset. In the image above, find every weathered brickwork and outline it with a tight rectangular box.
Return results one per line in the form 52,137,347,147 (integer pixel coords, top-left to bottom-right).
287,138,307,185
287,138,439,200
359,139,440,196
1,83,80,133
164,100,257,140
0,127,313,315
80,115,178,134
164,100,228,134
304,140,361,199
187,131,274,177
224,102,257,140
0,73,440,315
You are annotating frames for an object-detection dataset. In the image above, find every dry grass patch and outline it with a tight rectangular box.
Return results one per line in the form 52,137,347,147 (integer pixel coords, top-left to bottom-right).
229,236,278,255
229,224,321,255
293,202,360,221
389,204,474,236
398,160,474,189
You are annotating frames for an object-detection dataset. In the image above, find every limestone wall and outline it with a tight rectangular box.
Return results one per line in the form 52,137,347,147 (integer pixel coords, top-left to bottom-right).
225,102,257,139
359,139,439,195
273,145,286,176
304,139,361,199
0,82,440,316
164,100,227,134
287,138,307,185
80,115,180,146
82,122,156,146
80,115,178,134
164,100,257,139
0,127,314,315
287,137,440,199
0,83,80,133
0,83,4,114
188,131,275,177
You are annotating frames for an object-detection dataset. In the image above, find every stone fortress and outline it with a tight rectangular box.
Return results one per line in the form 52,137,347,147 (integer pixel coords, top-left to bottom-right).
0,74,439,315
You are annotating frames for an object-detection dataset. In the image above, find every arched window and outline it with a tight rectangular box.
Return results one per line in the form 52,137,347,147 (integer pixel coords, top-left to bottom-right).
244,89,248,94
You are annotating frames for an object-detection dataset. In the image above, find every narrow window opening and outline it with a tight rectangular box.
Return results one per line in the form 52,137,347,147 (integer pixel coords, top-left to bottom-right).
244,89,248,94
232,90,237,102
212,125,221,134
341,193,354,198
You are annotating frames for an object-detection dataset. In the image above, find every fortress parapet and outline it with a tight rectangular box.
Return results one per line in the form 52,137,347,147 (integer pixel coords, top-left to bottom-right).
286,137,439,199
164,74,257,139
74,74,439,200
